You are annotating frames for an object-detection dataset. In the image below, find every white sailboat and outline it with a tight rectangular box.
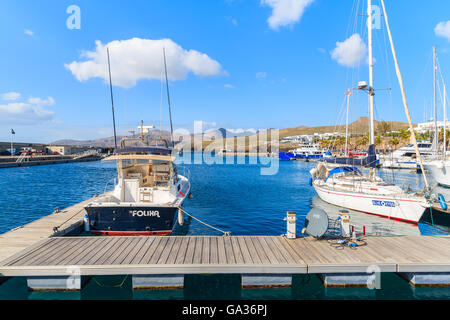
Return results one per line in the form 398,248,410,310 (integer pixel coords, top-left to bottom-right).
423,49,450,186
310,0,429,224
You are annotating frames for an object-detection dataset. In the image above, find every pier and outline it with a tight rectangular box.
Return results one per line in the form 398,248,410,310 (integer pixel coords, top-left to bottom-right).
0,230,449,290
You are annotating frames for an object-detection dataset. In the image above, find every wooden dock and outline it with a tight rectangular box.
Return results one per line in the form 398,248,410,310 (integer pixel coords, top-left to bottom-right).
0,196,96,262
0,193,449,289
1,235,449,284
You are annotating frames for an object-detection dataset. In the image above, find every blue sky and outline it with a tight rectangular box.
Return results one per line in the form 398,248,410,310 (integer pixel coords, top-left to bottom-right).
1,0,450,143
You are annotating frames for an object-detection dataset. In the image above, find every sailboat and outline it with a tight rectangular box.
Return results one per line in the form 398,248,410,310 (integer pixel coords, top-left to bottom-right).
422,48,450,187
310,0,429,224
84,48,191,235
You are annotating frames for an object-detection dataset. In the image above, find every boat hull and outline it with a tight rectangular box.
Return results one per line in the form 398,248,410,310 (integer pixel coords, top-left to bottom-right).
85,205,179,235
424,162,450,187
313,184,427,224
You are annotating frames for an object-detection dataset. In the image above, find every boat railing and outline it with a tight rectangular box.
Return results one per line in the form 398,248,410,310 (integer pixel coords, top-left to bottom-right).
104,177,117,194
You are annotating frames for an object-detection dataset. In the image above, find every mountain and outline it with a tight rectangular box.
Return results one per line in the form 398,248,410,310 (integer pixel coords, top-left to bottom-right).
278,117,412,138
50,118,412,148
51,129,172,147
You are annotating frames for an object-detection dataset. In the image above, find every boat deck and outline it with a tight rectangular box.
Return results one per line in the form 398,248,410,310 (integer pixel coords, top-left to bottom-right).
1,235,449,277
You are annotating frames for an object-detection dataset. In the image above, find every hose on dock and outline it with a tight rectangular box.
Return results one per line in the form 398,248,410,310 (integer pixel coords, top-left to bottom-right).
177,207,231,236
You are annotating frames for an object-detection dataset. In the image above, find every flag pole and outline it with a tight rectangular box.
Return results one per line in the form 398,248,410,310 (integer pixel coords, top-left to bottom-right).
10,129,14,158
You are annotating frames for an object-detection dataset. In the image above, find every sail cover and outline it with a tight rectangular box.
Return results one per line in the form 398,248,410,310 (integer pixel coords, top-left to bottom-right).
324,166,362,182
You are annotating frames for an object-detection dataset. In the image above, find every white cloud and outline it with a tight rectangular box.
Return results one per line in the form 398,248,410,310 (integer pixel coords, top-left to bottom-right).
224,84,235,88
0,94,55,125
261,0,315,30
256,71,267,79
24,29,33,36
65,38,225,88
1,92,21,101
330,33,367,67
435,21,450,41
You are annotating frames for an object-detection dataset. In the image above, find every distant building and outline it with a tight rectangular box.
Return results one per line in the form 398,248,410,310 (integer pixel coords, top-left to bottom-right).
47,145,92,155
415,120,449,134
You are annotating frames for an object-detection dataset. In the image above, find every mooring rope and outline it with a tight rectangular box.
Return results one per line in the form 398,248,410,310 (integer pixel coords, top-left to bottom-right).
178,207,231,236
52,207,86,233
93,275,129,288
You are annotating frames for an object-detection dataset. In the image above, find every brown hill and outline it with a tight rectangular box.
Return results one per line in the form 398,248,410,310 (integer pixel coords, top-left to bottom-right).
278,117,412,138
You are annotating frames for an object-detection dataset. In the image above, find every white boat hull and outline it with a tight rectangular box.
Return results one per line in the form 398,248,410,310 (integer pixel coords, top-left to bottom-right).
381,159,417,169
424,161,450,187
313,184,427,223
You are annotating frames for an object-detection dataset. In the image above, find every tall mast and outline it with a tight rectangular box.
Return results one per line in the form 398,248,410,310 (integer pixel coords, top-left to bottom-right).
367,0,375,146
444,83,447,158
434,46,437,151
345,89,351,157
380,0,430,191
163,47,175,147
107,47,118,150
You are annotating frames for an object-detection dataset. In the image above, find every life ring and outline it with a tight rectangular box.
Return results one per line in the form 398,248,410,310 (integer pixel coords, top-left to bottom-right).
438,193,447,210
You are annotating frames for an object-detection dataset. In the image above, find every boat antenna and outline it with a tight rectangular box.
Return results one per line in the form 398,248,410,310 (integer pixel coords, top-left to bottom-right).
380,0,430,192
163,47,175,147
107,47,118,150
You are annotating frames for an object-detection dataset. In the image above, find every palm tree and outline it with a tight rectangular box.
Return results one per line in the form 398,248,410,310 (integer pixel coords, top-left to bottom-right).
391,137,399,150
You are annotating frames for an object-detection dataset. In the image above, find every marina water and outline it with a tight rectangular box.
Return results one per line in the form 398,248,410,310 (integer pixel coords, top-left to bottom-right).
0,156,449,299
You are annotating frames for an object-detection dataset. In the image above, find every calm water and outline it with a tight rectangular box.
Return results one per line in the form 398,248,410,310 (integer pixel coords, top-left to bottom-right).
0,156,449,300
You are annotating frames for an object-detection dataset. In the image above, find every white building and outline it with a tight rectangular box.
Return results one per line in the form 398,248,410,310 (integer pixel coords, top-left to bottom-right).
415,120,449,134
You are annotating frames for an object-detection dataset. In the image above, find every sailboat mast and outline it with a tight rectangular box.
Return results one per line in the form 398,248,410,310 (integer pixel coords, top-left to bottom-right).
445,83,447,158
345,89,351,157
367,0,375,146
434,46,438,151
163,47,175,147
380,0,430,191
107,47,118,150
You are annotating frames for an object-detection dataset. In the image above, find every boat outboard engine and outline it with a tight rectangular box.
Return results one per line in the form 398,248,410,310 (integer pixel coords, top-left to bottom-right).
302,208,329,238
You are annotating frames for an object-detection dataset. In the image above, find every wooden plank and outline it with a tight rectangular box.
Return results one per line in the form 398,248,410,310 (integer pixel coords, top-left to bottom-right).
193,237,203,264
84,237,121,265
223,236,236,264
262,237,287,264
217,236,227,264
165,237,183,264
250,237,270,264
34,238,85,266
7,238,61,266
146,237,169,264
209,237,218,264
201,236,210,264
174,237,190,264
237,237,253,264
121,237,150,265
274,237,302,264
72,237,111,265
157,237,177,264
231,237,244,264
56,237,99,266
13,238,76,266
184,236,197,264
102,237,135,265
135,237,162,264
243,236,261,264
